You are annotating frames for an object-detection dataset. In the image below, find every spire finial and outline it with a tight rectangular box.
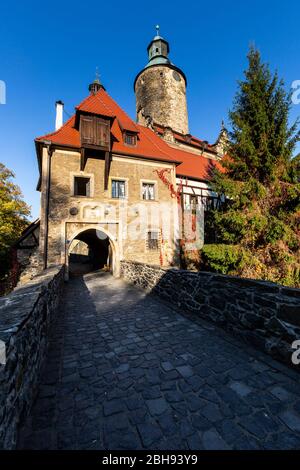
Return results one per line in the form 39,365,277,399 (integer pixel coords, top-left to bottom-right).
155,24,160,36
89,67,103,94
95,66,100,84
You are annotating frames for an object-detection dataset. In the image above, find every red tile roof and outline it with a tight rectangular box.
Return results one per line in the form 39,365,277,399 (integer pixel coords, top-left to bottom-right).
36,88,221,181
169,145,221,180
75,88,139,133
36,115,80,147
154,123,216,151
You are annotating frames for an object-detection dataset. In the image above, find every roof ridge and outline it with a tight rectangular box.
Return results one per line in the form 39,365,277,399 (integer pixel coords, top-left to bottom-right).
92,89,117,116
137,124,181,162
75,90,97,110
101,88,139,132
141,124,217,163
35,115,75,141
75,89,114,117
168,143,217,163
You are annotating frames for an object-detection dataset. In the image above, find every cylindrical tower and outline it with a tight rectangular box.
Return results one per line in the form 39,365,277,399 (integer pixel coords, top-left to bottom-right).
134,29,189,135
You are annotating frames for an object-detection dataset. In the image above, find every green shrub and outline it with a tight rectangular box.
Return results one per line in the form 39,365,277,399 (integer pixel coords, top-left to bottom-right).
201,244,250,275
265,217,287,244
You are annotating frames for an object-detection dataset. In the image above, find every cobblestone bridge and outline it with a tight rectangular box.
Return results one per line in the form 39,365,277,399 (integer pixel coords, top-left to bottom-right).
18,272,300,450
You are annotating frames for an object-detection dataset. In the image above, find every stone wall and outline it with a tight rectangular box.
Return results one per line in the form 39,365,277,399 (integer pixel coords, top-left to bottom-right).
0,266,64,449
120,261,300,369
17,247,43,286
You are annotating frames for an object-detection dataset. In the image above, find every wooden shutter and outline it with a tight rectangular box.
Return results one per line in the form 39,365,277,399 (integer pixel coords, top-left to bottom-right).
80,116,94,145
80,115,110,149
94,117,110,148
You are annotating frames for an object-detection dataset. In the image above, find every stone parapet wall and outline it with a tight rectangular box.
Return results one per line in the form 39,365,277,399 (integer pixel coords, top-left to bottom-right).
120,261,300,369
0,266,64,449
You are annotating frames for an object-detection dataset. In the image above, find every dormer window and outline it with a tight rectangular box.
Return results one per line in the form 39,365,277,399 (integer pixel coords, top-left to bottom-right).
124,132,137,146
80,115,110,150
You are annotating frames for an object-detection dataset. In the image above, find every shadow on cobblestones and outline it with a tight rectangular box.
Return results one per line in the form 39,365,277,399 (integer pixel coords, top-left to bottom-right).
18,271,300,450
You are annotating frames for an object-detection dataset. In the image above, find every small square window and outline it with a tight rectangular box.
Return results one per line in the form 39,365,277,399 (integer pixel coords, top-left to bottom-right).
112,179,126,199
147,231,159,250
74,177,90,197
124,133,137,146
142,182,155,200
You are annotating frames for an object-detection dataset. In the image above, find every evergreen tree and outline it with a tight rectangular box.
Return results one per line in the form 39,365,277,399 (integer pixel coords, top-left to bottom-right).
0,163,30,282
202,47,300,287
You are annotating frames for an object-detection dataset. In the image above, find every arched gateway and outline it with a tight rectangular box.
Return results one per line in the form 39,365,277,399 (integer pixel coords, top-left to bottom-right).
65,226,120,279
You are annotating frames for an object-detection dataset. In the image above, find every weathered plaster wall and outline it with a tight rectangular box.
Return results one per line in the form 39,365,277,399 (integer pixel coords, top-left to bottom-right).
135,66,189,135
0,266,64,449
120,261,300,369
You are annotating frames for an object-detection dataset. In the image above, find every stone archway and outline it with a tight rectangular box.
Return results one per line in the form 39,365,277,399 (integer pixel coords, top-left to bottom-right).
65,225,120,279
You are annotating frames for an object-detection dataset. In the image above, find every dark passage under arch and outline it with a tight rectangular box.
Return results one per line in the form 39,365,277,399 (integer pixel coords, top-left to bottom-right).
68,228,111,276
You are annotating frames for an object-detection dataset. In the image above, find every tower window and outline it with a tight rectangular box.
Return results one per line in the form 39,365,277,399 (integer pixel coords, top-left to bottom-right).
74,177,90,197
173,71,181,82
124,133,137,146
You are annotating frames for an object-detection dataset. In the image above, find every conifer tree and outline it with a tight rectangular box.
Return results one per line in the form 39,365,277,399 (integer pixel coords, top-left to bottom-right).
202,47,300,286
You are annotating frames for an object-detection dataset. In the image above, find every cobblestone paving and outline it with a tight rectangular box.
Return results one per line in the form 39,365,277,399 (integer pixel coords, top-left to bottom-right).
18,272,300,450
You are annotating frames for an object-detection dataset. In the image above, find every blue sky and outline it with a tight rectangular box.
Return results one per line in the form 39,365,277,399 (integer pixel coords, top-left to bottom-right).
0,0,300,219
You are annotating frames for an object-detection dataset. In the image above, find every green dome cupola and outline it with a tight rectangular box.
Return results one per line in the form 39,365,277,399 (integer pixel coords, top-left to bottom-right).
146,25,171,68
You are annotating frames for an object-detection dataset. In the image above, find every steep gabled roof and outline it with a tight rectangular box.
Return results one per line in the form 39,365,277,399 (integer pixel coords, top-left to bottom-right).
76,87,139,133
36,87,222,180
36,115,80,147
14,219,40,248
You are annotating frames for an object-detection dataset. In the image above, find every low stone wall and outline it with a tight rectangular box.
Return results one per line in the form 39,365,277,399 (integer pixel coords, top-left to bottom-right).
121,261,300,369
0,266,64,449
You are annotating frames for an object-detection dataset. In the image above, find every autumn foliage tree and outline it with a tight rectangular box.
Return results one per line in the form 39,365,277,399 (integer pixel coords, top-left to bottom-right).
0,163,30,283
202,47,300,287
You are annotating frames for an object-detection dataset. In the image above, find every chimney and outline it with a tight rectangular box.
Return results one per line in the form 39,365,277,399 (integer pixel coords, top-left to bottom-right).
55,100,64,130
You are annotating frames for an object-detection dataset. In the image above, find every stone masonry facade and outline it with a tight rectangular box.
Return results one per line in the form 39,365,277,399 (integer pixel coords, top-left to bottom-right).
42,149,179,276
135,66,189,135
120,261,300,369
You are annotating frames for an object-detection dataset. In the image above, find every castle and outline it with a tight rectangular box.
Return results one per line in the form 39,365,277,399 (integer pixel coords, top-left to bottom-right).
16,29,226,279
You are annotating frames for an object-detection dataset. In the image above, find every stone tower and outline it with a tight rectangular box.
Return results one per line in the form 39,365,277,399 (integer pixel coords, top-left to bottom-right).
134,27,189,135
